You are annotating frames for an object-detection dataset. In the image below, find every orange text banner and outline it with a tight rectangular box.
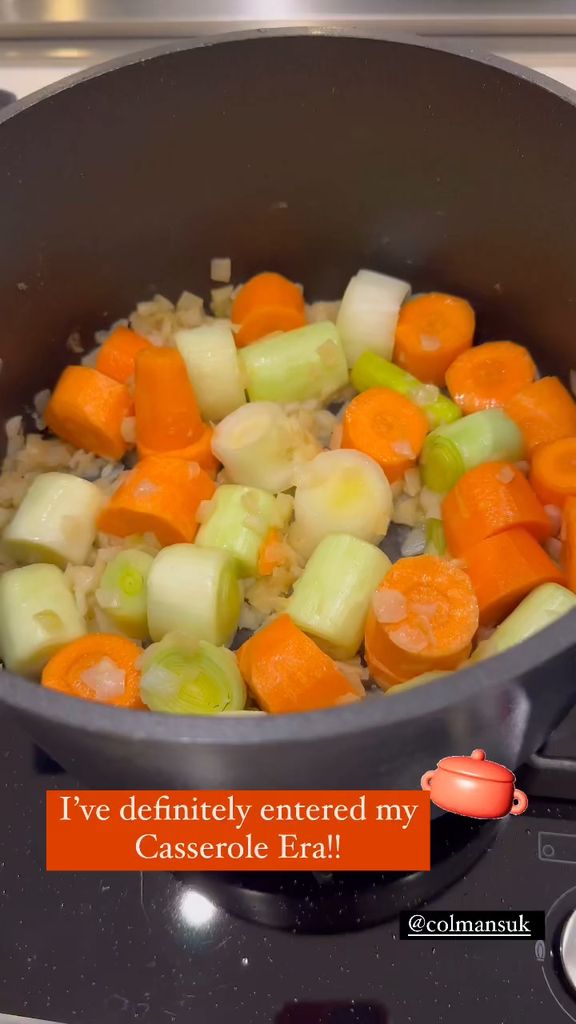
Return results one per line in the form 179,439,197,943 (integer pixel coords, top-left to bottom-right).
46,790,430,871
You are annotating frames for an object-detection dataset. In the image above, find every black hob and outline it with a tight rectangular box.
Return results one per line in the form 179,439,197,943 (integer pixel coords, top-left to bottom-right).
1,707,576,1024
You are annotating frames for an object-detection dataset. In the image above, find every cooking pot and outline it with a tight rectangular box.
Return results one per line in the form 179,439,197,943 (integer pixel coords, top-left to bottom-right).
0,30,575,790
421,748,528,818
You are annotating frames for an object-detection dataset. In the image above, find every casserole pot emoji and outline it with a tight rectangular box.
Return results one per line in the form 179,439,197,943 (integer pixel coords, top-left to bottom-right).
421,748,528,818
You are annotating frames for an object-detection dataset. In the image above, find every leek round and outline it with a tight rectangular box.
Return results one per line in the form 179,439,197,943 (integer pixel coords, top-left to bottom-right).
212,402,304,492
140,632,246,715
175,323,246,423
196,484,291,577
238,322,349,404
0,563,86,677
421,409,524,493
472,583,576,662
287,533,391,659
96,548,154,640
2,472,104,567
337,269,411,366
147,544,241,645
292,449,392,556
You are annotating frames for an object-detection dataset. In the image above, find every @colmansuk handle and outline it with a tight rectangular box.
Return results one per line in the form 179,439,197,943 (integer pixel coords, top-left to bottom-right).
510,788,528,815
421,770,436,790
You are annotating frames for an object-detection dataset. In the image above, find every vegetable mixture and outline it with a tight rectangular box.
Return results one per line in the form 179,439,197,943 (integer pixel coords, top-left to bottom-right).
1,266,575,716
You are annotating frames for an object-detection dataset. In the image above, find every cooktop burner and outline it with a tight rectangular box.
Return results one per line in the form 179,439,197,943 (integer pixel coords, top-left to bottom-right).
1,705,575,1024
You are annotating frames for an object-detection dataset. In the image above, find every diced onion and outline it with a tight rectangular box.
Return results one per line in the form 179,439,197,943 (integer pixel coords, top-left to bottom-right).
372,589,408,624
80,657,126,701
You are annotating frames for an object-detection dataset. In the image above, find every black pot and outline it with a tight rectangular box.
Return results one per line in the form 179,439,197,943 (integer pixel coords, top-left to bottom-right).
0,30,575,789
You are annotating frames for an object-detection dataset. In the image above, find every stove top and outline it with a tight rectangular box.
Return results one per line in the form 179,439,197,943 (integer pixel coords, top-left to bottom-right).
1,703,576,1024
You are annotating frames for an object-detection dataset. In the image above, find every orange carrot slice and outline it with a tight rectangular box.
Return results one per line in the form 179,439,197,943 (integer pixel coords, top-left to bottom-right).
530,437,576,508
44,365,132,461
232,272,306,348
134,347,214,470
443,461,550,557
464,527,563,627
232,271,304,324
41,634,144,708
235,305,307,348
364,555,478,687
394,293,475,386
506,376,576,455
445,341,536,414
95,326,153,384
562,496,576,593
340,387,428,483
98,455,216,546
237,614,363,713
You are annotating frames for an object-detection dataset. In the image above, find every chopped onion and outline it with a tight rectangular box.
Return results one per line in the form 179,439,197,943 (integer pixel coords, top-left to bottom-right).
80,657,126,701
210,257,232,283
497,465,516,484
403,467,422,497
400,525,426,557
544,537,562,563
372,589,407,624
389,624,428,653
392,439,415,458
420,335,441,352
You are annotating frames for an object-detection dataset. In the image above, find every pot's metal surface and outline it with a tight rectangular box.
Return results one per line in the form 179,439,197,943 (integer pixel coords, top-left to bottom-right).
0,30,575,789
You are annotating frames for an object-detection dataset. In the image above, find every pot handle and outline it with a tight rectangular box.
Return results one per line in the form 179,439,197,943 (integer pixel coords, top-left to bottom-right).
421,770,436,791
510,788,528,816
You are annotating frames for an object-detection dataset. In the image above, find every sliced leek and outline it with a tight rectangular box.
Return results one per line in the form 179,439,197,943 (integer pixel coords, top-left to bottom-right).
212,401,305,492
239,322,349,403
351,351,461,429
96,549,154,640
196,484,291,577
140,632,246,715
0,563,86,677
147,544,241,645
287,533,391,659
336,269,411,366
472,583,576,662
425,518,446,556
175,323,246,423
2,472,104,567
421,409,524,493
292,449,393,556
386,670,453,694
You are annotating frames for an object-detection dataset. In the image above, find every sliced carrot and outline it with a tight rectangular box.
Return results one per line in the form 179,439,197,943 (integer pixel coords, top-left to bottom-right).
232,271,305,325
340,387,429,483
41,634,144,709
364,555,478,687
505,376,576,455
98,455,216,546
235,305,307,348
95,326,153,384
394,293,475,386
237,614,363,713
562,496,576,593
134,347,214,470
44,365,132,461
464,527,563,627
257,528,288,577
530,437,576,508
443,461,550,557
445,341,536,414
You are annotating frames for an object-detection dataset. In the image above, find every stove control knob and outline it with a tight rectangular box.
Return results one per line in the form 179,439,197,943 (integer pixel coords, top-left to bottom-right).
560,909,576,994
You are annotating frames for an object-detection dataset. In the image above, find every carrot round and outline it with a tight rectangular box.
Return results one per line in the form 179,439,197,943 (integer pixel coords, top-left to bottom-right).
445,341,536,414
237,614,363,713
95,326,153,384
98,455,216,546
464,527,562,627
44,365,132,461
443,461,550,557
562,496,576,593
364,555,478,687
235,305,307,348
340,387,429,483
393,293,475,386
232,272,306,348
530,437,576,508
134,347,214,470
506,376,576,455
41,634,144,709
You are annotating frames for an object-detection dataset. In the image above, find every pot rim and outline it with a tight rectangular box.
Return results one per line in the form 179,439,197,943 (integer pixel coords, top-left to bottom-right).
1,27,575,747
